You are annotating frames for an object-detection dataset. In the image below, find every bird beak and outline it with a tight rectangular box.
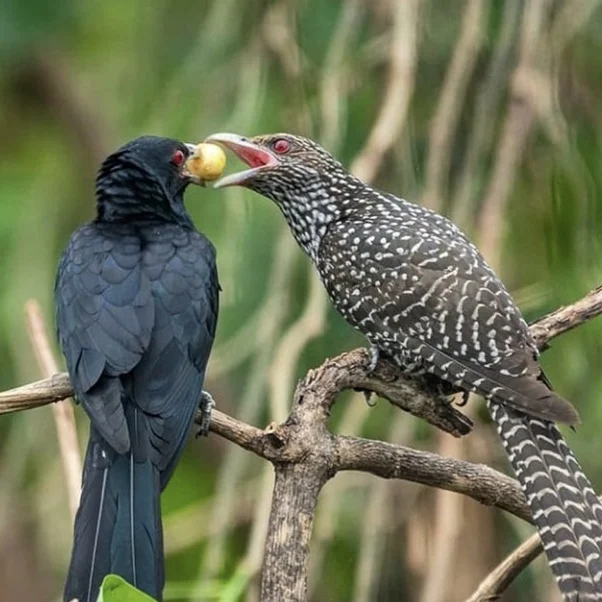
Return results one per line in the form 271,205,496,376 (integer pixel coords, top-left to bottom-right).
181,143,205,186
203,133,279,189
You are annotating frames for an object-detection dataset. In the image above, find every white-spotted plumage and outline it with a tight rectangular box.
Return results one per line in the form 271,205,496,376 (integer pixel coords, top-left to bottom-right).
227,132,602,600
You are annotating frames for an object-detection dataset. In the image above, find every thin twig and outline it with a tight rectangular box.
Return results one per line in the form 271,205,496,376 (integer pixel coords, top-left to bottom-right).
261,1,312,134
350,0,422,182
451,0,522,230
476,0,552,267
24,300,81,520
529,285,602,347
319,0,364,151
422,0,490,212
465,531,541,602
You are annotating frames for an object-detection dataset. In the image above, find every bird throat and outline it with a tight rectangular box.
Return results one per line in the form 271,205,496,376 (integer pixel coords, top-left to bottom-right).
276,190,341,262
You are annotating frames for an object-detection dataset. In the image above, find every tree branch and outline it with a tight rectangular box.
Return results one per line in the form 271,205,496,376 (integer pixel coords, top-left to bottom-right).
335,436,529,522
2,285,602,601
529,284,602,347
465,531,541,602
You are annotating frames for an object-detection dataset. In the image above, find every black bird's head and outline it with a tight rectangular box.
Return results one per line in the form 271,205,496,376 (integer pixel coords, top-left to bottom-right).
96,135,201,224
206,132,358,257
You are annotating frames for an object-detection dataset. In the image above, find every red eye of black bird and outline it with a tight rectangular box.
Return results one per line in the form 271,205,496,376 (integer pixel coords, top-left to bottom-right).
272,138,290,154
172,150,186,167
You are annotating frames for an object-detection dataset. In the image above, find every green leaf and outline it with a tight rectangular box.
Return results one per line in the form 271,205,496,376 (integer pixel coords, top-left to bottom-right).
96,575,157,602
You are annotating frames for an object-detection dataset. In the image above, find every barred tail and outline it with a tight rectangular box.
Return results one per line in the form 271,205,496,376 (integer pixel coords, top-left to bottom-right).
488,401,602,601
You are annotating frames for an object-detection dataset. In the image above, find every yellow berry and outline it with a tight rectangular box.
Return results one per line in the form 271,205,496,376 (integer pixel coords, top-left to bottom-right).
186,143,227,181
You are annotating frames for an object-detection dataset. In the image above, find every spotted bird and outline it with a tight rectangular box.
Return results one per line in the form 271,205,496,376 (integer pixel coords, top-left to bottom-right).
206,131,602,601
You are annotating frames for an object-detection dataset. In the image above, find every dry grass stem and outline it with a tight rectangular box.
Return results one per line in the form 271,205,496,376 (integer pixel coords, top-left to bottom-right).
476,0,552,267
452,0,522,230
419,436,467,602
268,268,328,422
243,465,276,602
353,415,414,602
550,0,601,59
422,0,489,212
465,531,541,602
261,2,312,134
164,478,261,554
200,230,296,580
319,0,364,151
24,300,81,520
350,0,421,182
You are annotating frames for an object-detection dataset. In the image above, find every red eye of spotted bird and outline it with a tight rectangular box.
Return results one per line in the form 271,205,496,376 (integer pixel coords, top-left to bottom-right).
272,138,290,154
172,149,186,167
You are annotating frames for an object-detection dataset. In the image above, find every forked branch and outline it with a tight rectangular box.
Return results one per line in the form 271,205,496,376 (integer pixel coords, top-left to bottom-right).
1,285,601,601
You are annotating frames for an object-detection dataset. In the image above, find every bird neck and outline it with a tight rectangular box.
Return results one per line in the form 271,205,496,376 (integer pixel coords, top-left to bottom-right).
273,172,366,262
279,194,336,261
95,168,193,228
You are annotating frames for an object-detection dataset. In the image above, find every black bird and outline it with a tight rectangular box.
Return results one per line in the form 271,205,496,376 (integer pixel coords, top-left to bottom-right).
56,136,219,602
207,132,602,600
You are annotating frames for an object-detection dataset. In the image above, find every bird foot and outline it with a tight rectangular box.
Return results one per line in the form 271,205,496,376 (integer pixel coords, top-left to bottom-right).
456,391,470,407
367,345,380,373
196,390,216,437
363,390,377,407
355,346,381,405
352,387,378,407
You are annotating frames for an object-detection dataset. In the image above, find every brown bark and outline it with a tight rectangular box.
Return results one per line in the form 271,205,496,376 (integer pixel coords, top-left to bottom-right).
261,463,328,601
2,284,602,601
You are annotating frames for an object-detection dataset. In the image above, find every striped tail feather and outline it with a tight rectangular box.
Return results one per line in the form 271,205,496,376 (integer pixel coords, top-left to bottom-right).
489,401,602,600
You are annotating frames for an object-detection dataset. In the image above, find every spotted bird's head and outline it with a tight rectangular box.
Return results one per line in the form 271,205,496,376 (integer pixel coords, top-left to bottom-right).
206,132,356,256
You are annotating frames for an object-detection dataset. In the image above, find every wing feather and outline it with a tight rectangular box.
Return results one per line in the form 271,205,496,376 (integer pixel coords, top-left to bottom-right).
318,221,578,423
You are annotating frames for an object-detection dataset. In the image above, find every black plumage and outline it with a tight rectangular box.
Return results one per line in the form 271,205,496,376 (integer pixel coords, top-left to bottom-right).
56,136,219,602
208,131,602,601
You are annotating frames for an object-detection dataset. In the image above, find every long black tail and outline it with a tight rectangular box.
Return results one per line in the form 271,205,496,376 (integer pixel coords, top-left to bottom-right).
64,422,163,602
489,401,602,600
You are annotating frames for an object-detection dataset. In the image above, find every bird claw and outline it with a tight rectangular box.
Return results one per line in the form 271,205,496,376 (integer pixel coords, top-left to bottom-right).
196,390,216,437
356,346,381,407
456,391,470,407
367,345,380,373
364,390,377,407
352,387,378,407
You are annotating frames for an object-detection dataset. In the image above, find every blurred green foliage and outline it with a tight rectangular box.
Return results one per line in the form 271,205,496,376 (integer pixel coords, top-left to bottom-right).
1,1,602,601
98,574,157,602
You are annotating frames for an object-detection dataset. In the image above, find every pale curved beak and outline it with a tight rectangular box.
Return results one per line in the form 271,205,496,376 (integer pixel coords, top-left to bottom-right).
204,133,280,188
181,142,205,186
